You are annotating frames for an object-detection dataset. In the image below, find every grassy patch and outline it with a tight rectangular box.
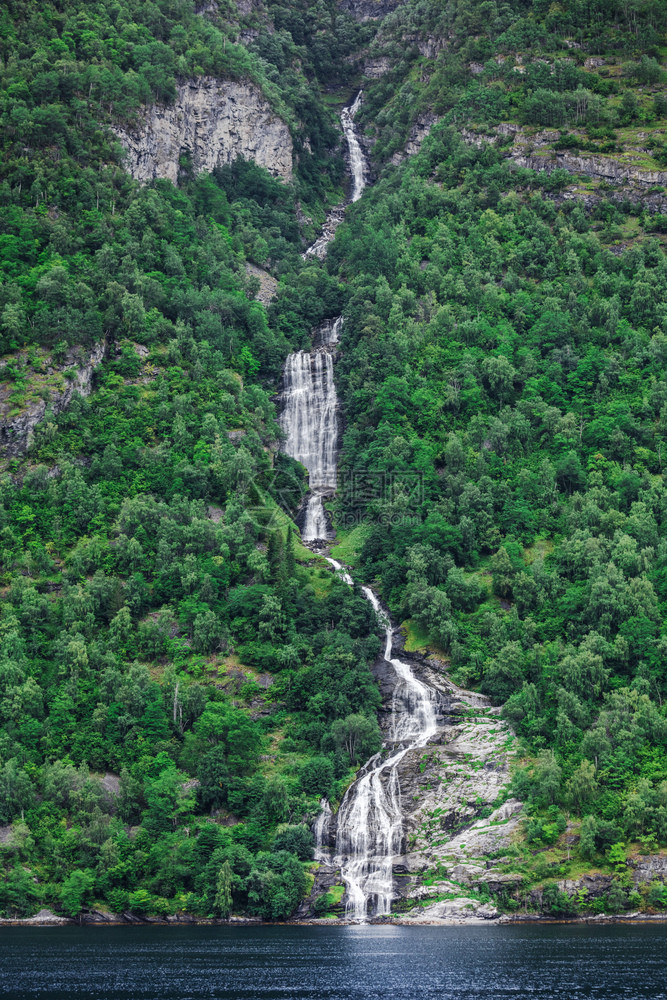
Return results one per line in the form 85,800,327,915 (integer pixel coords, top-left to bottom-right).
329,522,372,565
399,620,450,659
523,537,554,564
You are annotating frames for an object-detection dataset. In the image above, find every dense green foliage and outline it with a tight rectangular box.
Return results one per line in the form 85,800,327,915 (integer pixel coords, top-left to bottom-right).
361,0,667,163
1,0,667,921
328,120,667,853
0,337,383,916
0,0,380,921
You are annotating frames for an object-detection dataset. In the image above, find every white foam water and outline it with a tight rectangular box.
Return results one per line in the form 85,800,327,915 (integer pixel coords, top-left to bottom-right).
305,92,367,259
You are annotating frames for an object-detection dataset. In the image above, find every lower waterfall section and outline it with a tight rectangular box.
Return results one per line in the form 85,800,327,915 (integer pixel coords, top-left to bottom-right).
302,491,330,543
331,579,439,920
313,798,333,863
281,349,441,917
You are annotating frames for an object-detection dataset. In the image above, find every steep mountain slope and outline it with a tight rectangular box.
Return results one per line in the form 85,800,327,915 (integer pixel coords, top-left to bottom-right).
322,0,667,918
1,0,667,923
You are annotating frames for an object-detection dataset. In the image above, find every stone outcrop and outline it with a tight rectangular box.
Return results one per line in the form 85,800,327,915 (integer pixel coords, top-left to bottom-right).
114,78,293,184
390,117,667,211
245,262,278,306
513,149,667,189
300,648,519,922
390,114,440,164
338,0,405,21
459,124,667,187
0,342,107,459
363,56,392,79
551,854,667,908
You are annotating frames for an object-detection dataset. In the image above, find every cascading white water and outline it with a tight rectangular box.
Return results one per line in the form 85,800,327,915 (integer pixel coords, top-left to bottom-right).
314,316,343,348
280,328,340,543
325,556,353,586
305,92,366,259
341,90,365,203
302,493,329,543
282,91,368,535
283,86,437,920
332,581,438,920
313,797,333,862
280,350,338,492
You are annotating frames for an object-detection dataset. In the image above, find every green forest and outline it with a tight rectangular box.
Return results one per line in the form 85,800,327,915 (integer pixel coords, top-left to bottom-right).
1,0,667,921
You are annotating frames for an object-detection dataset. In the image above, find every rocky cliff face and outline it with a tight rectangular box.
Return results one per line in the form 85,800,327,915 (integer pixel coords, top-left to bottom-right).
389,119,667,211
338,0,405,21
0,342,107,459
298,649,519,922
114,78,293,184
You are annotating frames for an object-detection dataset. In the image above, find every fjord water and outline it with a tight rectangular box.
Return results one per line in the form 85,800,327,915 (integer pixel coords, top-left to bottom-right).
1,925,666,999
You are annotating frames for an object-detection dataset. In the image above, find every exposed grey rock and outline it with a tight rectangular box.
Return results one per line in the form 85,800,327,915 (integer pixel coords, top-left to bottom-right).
100,773,120,797
633,855,667,881
390,114,440,164
513,150,667,188
245,262,278,306
404,897,499,922
364,56,392,78
454,124,667,212
338,0,405,21
114,78,293,185
483,872,524,892
82,909,120,923
487,798,523,823
227,429,246,443
1,341,107,458
23,909,69,924
415,35,447,59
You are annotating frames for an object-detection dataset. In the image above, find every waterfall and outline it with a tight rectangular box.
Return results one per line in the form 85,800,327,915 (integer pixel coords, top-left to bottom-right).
302,493,329,543
280,354,440,920
332,583,438,920
305,92,367,259
313,797,333,862
280,83,440,920
314,316,343,349
341,90,366,203
280,322,341,543
280,350,338,492
281,88,369,529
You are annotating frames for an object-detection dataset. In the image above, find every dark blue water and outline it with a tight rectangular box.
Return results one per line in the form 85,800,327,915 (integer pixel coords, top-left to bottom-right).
0,924,665,999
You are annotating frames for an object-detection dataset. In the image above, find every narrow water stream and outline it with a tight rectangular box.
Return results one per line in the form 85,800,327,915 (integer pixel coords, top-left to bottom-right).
333,584,438,920
304,91,366,260
281,93,441,921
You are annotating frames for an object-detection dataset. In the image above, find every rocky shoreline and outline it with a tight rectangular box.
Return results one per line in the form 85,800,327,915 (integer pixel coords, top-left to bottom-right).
3,910,667,928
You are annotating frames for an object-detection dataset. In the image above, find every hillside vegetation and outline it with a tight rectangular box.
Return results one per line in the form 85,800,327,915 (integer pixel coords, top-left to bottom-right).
1,0,667,921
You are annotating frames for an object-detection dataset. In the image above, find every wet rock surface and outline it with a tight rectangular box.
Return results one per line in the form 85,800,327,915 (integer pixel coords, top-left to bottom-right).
300,636,520,921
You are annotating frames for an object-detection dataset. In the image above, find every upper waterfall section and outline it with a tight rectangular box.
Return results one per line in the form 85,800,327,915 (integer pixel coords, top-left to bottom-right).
114,78,293,184
341,91,366,203
305,92,368,260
